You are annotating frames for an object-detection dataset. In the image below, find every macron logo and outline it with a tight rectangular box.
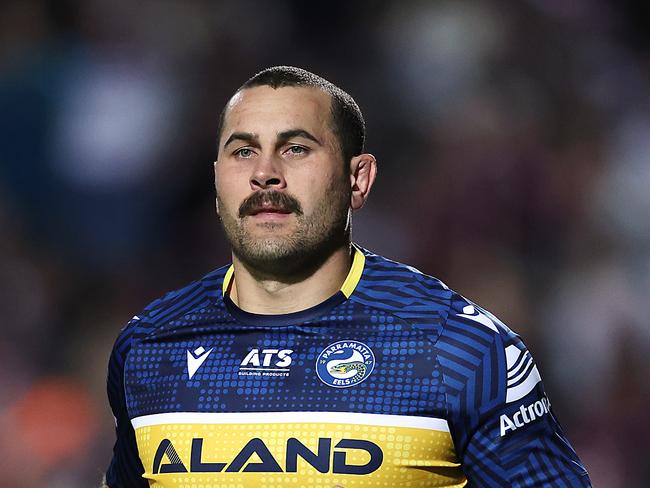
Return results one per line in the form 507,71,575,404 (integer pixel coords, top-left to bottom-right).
458,305,498,333
187,346,213,379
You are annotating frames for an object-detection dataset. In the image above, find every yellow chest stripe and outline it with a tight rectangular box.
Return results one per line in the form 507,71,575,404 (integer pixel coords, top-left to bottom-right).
133,412,465,488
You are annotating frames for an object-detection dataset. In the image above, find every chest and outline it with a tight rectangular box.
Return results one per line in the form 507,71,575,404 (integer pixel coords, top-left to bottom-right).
124,315,446,418
123,312,464,487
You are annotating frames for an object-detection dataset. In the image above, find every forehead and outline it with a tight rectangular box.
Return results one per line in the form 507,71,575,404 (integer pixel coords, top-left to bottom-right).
221,86,333,137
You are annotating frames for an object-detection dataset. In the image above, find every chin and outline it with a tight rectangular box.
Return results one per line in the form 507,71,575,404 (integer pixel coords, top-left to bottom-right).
247,239,300,261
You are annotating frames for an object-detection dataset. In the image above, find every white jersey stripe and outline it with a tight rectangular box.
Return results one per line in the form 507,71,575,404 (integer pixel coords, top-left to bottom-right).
506,364,542,403
131,411,450,432
507,356,534,386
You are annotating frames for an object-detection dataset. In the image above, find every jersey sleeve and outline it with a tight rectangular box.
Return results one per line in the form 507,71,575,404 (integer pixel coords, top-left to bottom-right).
105,317,148,488
435,298,592,487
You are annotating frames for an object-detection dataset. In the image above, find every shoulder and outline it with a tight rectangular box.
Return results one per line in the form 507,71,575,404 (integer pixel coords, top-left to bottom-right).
435,291,544,423
438,292,527,383
355,247,531,400
353,247,512,345
439,291,521,354
110,264,231,355
354,245,522,334
354,247,453,314
138,265,229,324
353,247,508,348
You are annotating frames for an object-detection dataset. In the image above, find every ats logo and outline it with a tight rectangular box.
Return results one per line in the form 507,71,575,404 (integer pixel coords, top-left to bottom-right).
152,436,383,475
238,348,293,377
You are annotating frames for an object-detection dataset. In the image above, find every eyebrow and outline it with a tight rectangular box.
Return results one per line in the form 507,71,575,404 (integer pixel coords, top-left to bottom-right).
277,129,322,146
223,132,259,150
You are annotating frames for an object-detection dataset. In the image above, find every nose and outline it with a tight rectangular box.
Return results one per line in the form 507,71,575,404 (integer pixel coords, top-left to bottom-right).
250,156,286,191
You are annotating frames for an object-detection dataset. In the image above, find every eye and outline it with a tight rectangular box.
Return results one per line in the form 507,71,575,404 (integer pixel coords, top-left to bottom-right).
234,147,254,158
285,145,308,156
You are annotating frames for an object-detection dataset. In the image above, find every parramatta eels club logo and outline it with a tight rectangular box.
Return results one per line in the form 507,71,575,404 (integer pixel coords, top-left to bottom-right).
316,340,375,388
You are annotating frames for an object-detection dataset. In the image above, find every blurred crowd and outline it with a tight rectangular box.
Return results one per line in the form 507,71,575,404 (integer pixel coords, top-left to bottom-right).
1,1,649,486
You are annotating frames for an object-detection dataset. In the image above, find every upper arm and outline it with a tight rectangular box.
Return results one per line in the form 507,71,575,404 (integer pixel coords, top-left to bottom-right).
105,318,148,488
437,301,592,486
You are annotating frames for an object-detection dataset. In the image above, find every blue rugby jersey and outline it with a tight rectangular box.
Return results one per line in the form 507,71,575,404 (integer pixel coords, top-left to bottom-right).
106,246,591,487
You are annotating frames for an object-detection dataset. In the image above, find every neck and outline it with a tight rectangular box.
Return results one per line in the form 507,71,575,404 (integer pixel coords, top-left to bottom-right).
228,244,353,315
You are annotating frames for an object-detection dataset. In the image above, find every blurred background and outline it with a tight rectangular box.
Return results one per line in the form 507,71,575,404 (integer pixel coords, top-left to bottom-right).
1,0,648,486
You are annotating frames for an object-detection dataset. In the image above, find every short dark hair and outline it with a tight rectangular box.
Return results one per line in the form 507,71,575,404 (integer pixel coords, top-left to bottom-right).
216,66,365,164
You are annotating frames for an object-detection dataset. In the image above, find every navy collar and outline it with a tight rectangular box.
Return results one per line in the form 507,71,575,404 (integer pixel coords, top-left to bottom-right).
223,291,347,326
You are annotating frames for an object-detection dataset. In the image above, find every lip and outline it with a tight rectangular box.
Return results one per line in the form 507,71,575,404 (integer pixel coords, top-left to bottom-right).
249,210,292,220
249,206,292,216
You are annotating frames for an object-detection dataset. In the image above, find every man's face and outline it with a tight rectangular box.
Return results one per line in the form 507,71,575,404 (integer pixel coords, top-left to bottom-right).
214,85,352,275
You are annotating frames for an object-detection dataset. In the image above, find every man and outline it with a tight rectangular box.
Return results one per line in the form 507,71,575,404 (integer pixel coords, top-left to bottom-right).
104,66,591,487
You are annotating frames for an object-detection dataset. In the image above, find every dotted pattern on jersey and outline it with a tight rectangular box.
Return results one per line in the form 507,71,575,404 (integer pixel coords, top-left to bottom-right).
124,296,447,420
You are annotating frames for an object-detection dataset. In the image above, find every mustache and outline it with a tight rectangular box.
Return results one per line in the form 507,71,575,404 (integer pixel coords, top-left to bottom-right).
238,191,303,217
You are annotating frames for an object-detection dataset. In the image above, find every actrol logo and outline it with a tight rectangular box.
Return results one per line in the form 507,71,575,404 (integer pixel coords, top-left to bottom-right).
499,396,551,436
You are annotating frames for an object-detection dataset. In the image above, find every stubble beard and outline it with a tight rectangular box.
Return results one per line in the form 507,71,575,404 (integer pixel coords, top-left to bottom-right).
218,177,352,278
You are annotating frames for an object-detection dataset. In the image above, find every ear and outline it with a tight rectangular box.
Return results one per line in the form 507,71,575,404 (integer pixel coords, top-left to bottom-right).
213,160,220,215
349,153,377,210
